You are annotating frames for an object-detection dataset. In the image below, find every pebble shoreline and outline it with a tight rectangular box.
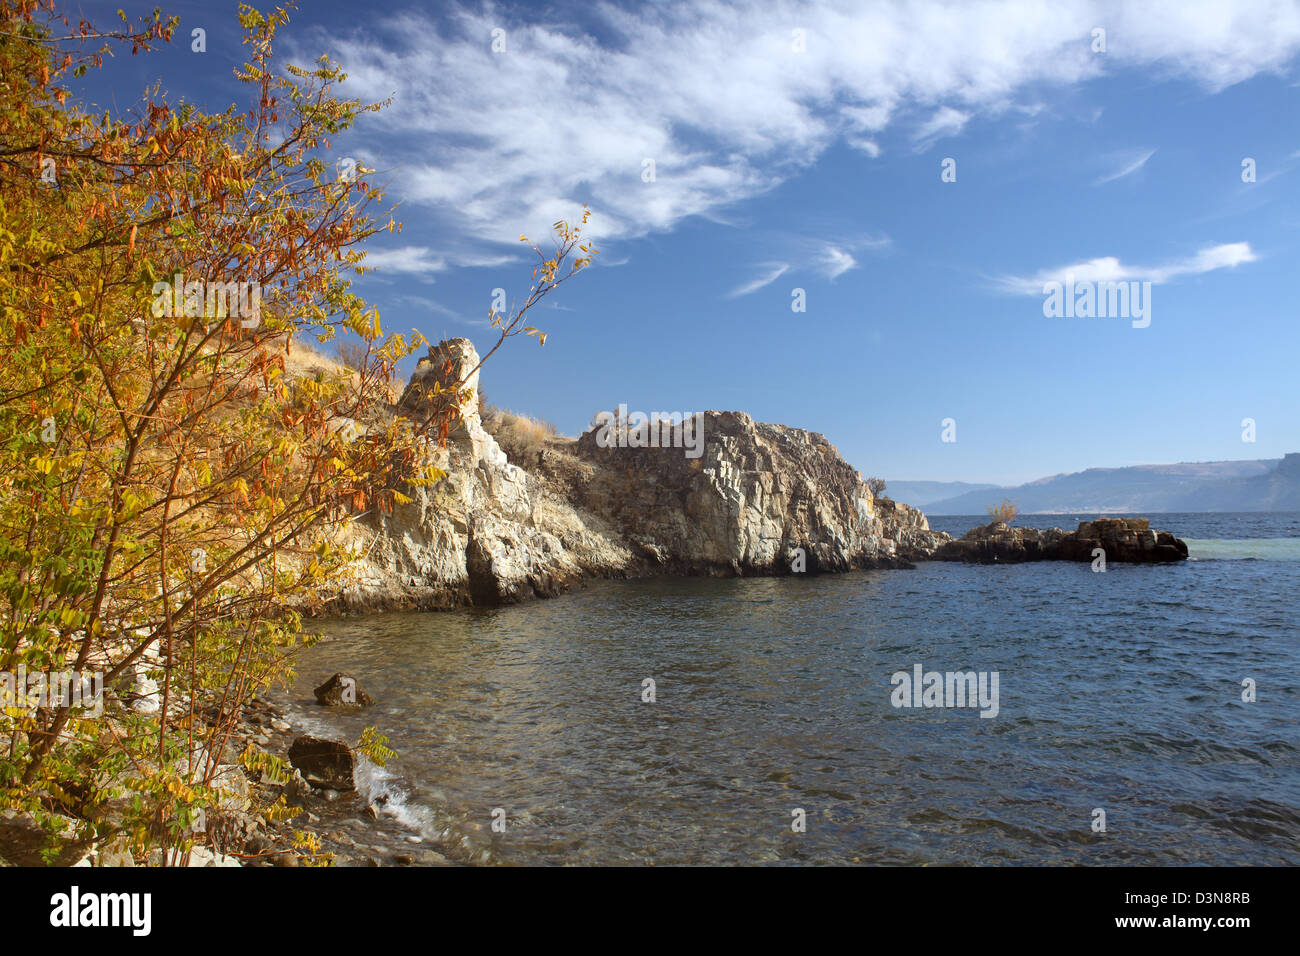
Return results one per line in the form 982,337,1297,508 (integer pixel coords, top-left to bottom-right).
230,694,456,867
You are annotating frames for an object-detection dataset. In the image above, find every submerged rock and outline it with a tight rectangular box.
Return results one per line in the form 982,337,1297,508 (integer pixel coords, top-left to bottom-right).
313,672,375,708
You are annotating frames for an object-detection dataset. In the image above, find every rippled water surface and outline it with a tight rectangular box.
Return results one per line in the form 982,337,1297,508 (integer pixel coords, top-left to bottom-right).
278,512,1300,865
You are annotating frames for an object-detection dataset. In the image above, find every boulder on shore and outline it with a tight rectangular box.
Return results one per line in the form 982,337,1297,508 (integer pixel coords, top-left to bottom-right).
287,735,356,792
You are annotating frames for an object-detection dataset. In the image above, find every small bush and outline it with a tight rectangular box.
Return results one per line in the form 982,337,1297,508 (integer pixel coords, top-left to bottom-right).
866,476,887,497
986,498,1019,524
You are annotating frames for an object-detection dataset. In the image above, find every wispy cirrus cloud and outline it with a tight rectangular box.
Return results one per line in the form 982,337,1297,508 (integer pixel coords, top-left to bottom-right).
815,235,892,279
729,233,891,295
727,262,790,298
389,293,487,326
1095,148,1157,185
300,0,1300,256
360,246,517,277
997,241,1258,293
912,106,970,151
819,246,858,279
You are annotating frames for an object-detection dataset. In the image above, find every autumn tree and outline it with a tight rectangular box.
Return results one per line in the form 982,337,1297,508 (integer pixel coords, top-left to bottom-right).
0,0,591,863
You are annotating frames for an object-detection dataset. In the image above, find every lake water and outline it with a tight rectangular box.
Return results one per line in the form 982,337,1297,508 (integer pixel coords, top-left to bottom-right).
276,512,1300,865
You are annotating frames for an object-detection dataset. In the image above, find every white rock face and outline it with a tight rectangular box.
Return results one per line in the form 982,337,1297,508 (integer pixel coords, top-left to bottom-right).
328,339,948,611
332,339,633,610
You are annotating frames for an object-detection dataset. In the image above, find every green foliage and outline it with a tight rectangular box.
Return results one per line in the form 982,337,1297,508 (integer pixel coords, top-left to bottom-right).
356,726,395,767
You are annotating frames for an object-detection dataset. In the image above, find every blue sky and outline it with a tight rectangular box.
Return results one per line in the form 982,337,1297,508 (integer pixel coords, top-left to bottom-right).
77,0,1300,484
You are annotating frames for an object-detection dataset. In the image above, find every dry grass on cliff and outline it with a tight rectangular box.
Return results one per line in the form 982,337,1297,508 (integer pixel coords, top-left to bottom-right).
480,397,559,462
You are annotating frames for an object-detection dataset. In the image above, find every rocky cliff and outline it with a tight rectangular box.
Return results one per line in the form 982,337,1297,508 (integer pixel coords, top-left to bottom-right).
329,339,633,611
326,339,944,611
569,410,948,575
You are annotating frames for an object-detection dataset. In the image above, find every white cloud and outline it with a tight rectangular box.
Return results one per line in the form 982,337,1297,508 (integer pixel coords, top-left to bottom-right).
728,262,789,298
1172,242,1258,276
818,246,858,279
360,246,517,276
848,138,882,158
361,246,446,275
912,106,971,150
1095,148,1157,185
998,241,1258,293
390,293,486,326
730,234,889,293
302,1,1300,251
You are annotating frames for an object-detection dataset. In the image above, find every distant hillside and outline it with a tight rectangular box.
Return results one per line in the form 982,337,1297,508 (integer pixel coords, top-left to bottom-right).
922,456,1298,514
883,480,1000,507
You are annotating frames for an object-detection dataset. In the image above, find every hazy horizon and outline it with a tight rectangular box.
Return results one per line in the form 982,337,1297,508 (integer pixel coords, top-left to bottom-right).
886,451,1289,488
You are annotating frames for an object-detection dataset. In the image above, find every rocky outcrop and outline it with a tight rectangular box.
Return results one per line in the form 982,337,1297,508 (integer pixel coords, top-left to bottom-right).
873,497,951,561
324,338,1185,611
328,339,940,610
570,411,944,574
932,517,1188,564
329,339,635,611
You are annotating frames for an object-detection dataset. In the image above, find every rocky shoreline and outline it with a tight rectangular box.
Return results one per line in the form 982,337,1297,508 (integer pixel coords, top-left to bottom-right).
228,692,456,868
0,674,458,868
215,669,482,867
316,337,1186,616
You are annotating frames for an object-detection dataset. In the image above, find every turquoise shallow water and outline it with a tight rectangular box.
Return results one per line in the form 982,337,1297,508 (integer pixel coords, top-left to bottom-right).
1181,538,1300,561
277,512,1300,865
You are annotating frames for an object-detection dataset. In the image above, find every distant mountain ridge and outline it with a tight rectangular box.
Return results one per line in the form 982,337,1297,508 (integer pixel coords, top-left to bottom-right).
915,455,1300,514
880,480,1000,507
